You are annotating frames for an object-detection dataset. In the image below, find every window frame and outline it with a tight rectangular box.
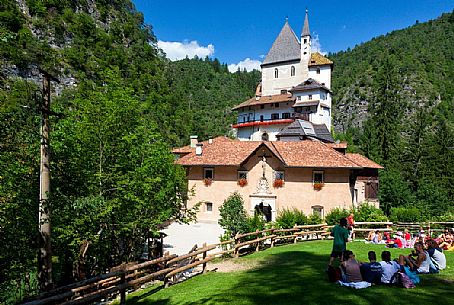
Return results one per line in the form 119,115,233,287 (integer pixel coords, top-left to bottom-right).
205,202,213,213
308,94,313,100
312,170,324,184
291,66,295,76
282,113,291,119
274,68,278,78
203,167,214,180
274,170,285,181
271,113,279,120
311,205,324,218
238,170,248,180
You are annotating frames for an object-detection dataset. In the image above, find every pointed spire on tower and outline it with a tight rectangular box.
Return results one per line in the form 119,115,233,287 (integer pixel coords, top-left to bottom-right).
302,8,310,37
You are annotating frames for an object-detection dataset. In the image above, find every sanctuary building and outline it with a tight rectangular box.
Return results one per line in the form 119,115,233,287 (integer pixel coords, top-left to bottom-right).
173,11,382,223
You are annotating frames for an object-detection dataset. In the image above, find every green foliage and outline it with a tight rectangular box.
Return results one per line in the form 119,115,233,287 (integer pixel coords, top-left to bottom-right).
275,208,307,229
331,11,454,218
378,169,415,215
307,213,323,225
218,192,249,237
247,213,266,232
324,208,350,225
354,203,388,222
389,207,422,223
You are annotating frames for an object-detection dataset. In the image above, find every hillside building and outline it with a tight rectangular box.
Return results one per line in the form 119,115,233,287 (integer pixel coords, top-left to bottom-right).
233,11,333,141
173,11,382,223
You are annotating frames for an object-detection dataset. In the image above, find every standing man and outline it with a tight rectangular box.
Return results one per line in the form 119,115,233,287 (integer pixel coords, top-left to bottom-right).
347,213,355,241
329,218,349,266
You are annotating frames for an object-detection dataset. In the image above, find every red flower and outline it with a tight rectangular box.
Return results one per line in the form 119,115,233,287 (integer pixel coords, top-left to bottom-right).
313,182,324,191
273,179,284,188
203,178,212,186
238,178,248,187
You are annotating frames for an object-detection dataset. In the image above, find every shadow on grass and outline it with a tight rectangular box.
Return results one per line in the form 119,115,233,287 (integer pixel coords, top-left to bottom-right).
127,241,454,305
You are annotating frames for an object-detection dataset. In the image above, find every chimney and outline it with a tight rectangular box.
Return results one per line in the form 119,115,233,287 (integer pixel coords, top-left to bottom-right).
208,138,213,144
196,143,203,156
190,135,198,148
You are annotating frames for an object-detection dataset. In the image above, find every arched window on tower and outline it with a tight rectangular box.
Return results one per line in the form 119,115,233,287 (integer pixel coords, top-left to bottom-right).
291,66,295,76
262,132,269,141
274,68,278,78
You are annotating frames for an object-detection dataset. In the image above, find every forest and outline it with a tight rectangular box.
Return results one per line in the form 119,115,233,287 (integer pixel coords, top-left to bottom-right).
0,0,452,302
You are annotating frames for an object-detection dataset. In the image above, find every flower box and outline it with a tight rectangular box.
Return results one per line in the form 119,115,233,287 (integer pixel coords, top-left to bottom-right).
313,182,324,191
203,178,212,186
273,179,284,188
238,178,248,187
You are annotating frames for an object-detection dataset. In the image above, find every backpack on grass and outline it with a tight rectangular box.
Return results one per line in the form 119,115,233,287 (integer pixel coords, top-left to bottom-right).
391,271,415,289
327,266,342,282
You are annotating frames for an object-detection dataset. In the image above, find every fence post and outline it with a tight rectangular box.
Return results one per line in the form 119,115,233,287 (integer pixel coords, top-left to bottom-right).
234,232,240,258
164,252,170,288
202,243,207,273
120,263,126,305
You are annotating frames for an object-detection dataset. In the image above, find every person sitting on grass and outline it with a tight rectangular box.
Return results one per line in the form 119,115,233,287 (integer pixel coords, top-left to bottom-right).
360,251,383,284
398,242,431,274
426,239,446,271
438,229,453,250
341,250,363,283
366,230,376,243
379,251,400,284
328,218,349,267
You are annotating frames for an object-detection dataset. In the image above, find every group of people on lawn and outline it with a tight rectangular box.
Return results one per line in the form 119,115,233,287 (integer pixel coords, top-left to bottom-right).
328,218,448,285
366,227,454,250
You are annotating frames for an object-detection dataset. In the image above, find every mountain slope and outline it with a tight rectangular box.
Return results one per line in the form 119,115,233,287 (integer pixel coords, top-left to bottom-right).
330,11,454,132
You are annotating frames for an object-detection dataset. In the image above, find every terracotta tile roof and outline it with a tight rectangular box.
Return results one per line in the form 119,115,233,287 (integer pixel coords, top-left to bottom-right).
232,94,295,110
175,139,262,166
309,52,333,66
175,136,362,169
272,141,360,168
345,153,384,169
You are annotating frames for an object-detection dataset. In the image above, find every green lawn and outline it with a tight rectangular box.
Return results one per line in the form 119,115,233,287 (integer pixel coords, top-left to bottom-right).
125,240,454,305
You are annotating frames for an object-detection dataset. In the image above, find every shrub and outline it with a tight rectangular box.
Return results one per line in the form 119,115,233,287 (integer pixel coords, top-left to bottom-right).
247,212,266,232
389,207,422,222
218,192,249,237
354,203,388,222
307,213,323,225
275,208,307,229
325,208,350,225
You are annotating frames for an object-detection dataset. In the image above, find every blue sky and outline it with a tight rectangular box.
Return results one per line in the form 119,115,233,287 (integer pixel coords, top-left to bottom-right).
132,0,453,71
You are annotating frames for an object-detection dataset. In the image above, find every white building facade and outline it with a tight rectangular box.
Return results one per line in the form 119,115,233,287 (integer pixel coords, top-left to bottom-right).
233,11,333,141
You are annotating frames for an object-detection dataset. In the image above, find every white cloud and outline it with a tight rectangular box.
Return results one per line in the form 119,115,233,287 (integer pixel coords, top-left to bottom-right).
157,40,215,61
228,58,262,72
311,34,326,55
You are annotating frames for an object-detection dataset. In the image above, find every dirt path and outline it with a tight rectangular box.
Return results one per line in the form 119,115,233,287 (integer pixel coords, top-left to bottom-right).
207,258,258,273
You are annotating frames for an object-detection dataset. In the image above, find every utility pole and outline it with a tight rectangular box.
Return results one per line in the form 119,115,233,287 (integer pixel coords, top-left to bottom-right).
38,69,58,292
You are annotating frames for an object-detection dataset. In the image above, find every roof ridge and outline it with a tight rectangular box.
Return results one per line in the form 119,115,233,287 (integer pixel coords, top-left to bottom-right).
268,141,287,166
318,141,361,167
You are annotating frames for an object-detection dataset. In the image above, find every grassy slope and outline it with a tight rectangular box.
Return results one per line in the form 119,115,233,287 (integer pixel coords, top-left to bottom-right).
125,240,454,305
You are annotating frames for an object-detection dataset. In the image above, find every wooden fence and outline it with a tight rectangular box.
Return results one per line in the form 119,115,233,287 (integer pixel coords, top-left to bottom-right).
21,220,453,304
21,224,330,305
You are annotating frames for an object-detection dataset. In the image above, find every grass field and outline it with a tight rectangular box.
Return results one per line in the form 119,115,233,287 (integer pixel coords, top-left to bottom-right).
124,240,454,305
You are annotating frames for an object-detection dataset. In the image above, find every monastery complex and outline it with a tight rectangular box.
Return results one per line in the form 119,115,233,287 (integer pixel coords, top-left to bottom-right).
173,11,382,222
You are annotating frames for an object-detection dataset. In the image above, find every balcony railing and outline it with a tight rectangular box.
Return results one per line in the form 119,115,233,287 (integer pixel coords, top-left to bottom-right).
232,118,294,128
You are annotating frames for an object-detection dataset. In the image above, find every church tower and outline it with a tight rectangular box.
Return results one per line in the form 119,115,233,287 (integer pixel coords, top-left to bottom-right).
300,9,311,81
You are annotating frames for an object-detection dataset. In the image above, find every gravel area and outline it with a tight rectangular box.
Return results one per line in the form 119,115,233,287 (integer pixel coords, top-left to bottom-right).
161,221,224,255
